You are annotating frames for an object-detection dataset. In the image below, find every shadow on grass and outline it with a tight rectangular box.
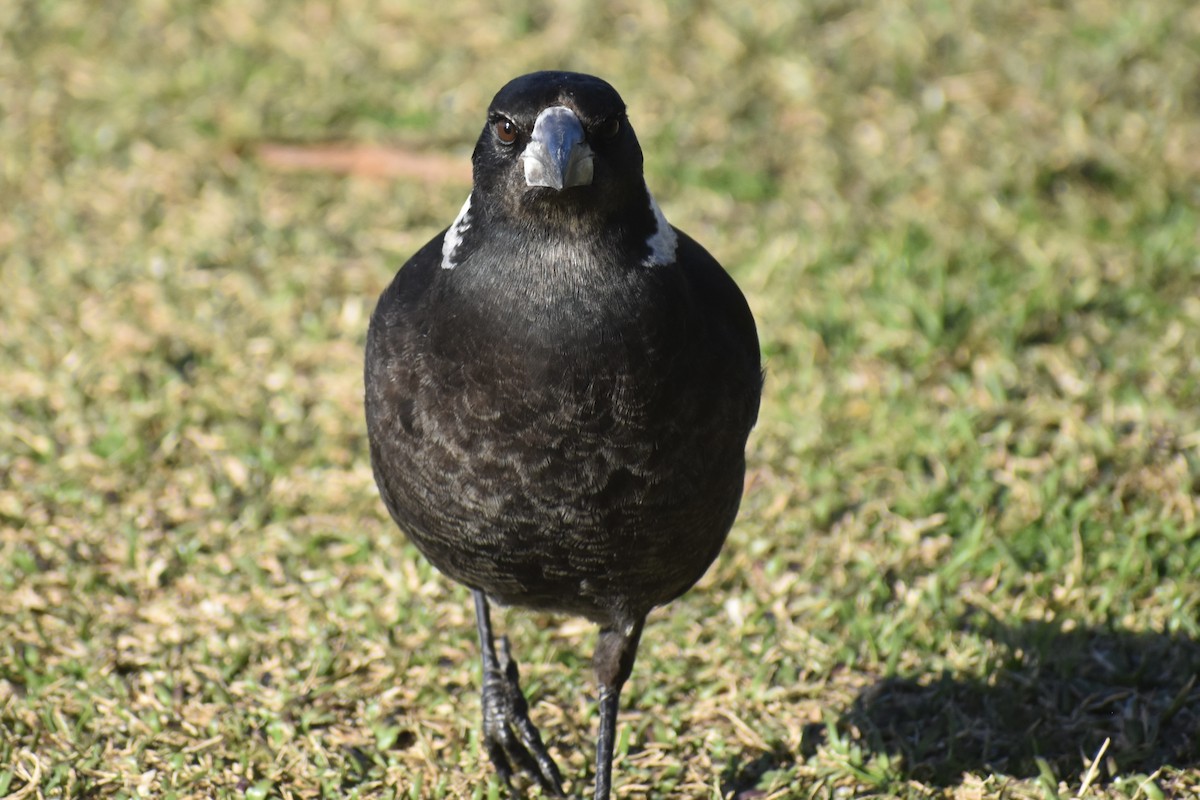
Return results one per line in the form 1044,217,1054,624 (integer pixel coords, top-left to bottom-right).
843,617,1200,786
720,742,799,798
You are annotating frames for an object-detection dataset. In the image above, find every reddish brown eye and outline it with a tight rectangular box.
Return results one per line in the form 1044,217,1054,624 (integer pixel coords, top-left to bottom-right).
495,119,518,144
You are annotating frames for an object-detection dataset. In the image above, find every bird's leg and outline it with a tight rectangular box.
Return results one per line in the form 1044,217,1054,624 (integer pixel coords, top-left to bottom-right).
472,590,565,796
591,618,645,800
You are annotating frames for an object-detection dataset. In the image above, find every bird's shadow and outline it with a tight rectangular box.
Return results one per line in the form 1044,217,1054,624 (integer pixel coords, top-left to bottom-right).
840,614,1200,786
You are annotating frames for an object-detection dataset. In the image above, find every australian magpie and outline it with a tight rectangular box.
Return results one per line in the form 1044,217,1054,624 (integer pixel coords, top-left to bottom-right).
364,71,762,798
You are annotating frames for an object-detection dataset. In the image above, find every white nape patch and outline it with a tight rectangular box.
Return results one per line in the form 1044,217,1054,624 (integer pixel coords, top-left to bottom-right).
440,194,473,270
643,188,678,267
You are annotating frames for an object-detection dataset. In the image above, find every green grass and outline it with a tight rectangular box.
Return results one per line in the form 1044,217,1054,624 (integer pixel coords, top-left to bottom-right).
3,0,1199,798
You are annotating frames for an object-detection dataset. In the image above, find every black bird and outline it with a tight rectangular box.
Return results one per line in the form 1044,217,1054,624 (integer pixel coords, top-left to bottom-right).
364,71,761,798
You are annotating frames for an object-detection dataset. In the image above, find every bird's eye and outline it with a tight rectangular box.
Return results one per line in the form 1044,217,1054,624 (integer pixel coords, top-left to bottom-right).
597,116,621,139
494,119,518,144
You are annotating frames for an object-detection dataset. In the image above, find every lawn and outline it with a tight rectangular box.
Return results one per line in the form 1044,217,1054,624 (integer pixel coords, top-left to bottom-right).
2,1,1199,798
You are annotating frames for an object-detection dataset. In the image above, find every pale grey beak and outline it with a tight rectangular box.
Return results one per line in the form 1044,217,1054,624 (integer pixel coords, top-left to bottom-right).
521,106,594,190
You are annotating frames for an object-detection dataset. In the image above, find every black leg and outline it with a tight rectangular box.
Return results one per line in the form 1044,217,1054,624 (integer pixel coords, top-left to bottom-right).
473,590,565,796
591,618,645,800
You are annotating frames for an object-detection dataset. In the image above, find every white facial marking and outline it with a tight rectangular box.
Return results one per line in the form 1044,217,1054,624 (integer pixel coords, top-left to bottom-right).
643,188,678,267
440,194,472,270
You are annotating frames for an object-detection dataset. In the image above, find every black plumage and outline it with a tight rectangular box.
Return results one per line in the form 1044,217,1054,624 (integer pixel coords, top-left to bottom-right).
364,71,761,798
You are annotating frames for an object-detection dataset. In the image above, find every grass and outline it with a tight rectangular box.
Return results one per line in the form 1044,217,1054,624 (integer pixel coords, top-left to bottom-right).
2,0,1199,797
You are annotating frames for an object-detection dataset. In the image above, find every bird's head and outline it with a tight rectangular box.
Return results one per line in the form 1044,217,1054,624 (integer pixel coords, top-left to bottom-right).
470,71,647,229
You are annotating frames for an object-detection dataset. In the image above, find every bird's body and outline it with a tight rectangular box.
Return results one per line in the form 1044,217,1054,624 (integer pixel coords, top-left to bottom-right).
367,224,756,626
365,71,761,797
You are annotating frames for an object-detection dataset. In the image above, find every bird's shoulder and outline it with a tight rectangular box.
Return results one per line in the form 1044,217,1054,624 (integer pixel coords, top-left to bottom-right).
369,229,446,327
673,229,760,358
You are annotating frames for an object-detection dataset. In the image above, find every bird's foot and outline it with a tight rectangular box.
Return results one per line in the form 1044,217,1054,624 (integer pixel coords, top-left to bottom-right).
481,635,565,797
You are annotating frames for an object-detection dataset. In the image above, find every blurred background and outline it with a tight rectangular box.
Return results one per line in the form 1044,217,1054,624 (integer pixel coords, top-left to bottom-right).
2,1,1198,797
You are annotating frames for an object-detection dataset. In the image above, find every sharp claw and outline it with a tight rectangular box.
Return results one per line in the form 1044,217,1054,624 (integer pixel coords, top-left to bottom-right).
484,737,515,785
508,702,564,794
476,595,565,796
480,645,565,796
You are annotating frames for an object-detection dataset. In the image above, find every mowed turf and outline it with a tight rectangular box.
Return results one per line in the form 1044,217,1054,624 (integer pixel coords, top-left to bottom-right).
2,2,1199,798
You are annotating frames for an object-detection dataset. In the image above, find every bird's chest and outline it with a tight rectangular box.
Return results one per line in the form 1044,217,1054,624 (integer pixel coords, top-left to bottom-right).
422,311,667,442
430,265,675,405
407,271,689,482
